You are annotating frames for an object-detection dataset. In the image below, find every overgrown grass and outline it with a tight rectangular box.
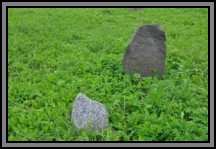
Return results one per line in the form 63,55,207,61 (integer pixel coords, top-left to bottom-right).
8,8,208,141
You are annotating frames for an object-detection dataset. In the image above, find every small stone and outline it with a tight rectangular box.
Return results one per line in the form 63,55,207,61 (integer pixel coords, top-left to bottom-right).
72,93,109,131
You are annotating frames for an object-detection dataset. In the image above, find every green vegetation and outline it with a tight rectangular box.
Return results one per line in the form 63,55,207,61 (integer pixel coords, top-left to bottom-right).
8,8,208,141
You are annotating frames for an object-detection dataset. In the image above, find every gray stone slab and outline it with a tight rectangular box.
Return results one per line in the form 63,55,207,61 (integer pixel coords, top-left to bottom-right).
123,24,166,77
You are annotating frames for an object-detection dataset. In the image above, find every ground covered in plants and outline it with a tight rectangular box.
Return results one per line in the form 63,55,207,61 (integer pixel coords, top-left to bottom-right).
8,8,208,141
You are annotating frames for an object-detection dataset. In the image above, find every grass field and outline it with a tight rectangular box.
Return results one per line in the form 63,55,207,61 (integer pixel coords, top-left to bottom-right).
8,8,208,141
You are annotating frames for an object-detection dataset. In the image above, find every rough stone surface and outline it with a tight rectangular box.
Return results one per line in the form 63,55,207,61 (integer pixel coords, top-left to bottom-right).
72,93,109,131
123,24,166,77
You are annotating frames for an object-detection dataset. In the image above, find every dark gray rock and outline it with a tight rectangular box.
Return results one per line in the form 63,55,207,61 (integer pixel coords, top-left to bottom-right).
123,24,166,77
72,93,109,131
128,8,143,11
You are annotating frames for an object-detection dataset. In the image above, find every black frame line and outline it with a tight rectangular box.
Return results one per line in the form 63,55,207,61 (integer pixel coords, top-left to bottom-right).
6,6,211,143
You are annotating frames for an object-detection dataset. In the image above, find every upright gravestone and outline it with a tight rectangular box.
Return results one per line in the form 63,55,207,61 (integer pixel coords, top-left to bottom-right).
128,8,143,11
72,93,109,131
123,24,166,77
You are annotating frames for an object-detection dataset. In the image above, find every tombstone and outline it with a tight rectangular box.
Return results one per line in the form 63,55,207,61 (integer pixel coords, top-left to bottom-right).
122,24,166,77
72,93,109,131
128,8,143,11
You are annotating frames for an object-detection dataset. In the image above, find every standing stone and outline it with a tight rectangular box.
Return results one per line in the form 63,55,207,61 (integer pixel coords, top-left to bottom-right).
128,8,143,11
72,93,109,131
123,24,166,77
